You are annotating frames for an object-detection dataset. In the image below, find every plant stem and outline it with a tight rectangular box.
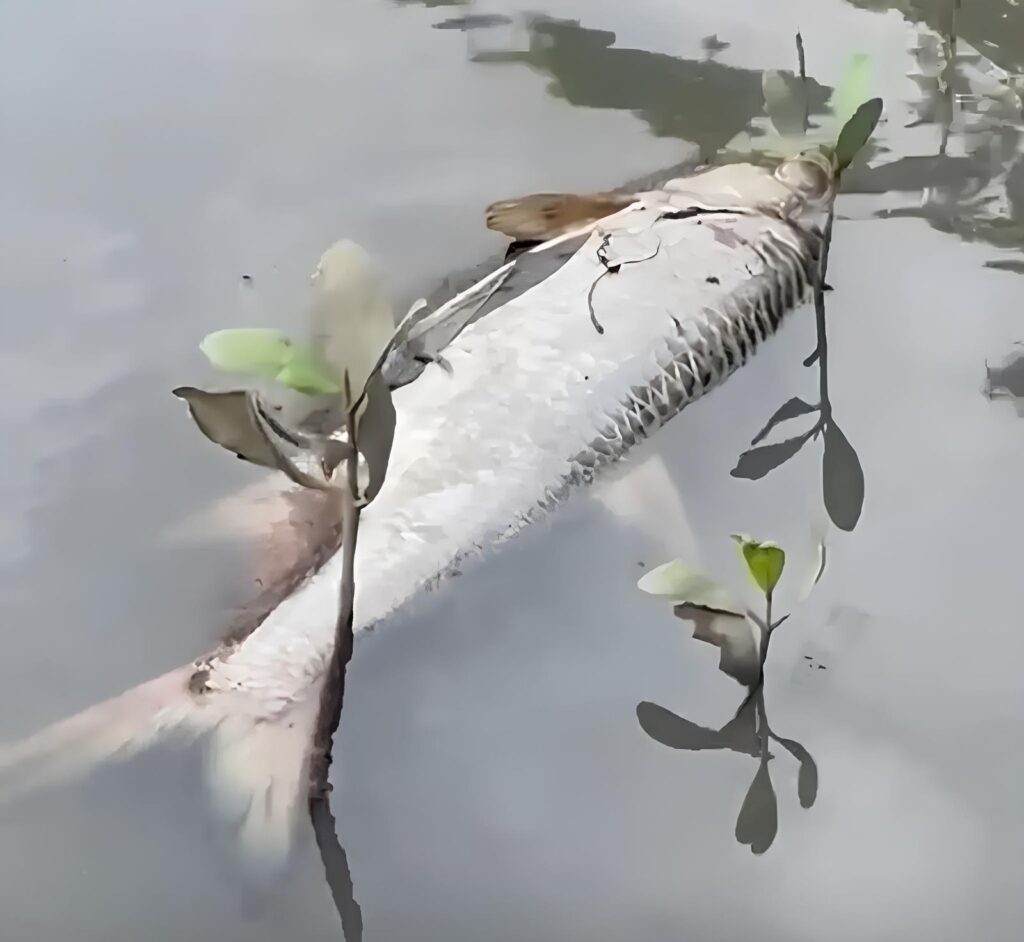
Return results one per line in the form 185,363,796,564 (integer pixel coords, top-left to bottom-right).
308,405,363,936
811,207,835,410
309,408,361,793
308,495,359,792
795,32,809,134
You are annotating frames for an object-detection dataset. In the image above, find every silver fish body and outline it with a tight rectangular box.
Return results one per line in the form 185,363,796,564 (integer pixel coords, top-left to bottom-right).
0,161,825,864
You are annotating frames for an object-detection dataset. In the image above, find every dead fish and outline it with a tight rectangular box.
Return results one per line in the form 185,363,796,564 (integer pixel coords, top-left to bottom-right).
0,156,831,869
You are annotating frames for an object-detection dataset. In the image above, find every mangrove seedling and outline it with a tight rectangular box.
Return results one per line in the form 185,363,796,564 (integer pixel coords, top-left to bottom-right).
637,534,820,854
174,238,414,942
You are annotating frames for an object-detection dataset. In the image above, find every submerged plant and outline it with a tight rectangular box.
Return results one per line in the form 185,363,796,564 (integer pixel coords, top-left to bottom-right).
636,534,821,855
637,533,807,683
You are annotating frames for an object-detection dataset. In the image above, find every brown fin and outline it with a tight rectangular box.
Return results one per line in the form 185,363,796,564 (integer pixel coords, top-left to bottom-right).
484,192,634,241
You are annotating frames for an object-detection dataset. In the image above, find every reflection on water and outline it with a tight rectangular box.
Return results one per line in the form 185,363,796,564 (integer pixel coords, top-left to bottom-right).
849,0,1024,72
700,34,732,59
845,1,1024,273
424,3,1023,273
731,235,866,533
638,682,817,856
395,0,469,8
5,0,1024,938
472,15,832,157
985,345,1024,414
451,2,1024,272
635,517,822,854
433,13,513,31
311,799,364,942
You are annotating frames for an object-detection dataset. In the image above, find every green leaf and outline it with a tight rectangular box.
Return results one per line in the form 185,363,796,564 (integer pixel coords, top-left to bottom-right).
731,535,786,596
275,347,341,395
200,327,344,397
309,239,398,406
200,329,294,381
834,97,883,171
829,54,872,129
637,560,743,615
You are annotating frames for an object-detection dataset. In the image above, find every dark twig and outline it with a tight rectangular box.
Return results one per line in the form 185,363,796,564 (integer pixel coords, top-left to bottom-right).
309,402,361,793
796,32,809,133
308,392,365,938
588,232,663,334
586,270,609,334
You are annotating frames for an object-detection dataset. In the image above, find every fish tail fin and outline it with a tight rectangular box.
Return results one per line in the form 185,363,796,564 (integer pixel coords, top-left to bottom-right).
0,665,200,800
204,694,321,869
0,663,323,872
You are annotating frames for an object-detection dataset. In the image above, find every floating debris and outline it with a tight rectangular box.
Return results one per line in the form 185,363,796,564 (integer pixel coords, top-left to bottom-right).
433,14,513,32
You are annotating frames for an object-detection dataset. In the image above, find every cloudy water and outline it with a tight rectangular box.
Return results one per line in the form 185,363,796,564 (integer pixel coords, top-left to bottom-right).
1,0,1022,940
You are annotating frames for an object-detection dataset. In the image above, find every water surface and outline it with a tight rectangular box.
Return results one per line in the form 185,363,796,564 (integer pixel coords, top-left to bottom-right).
1,1,1022,939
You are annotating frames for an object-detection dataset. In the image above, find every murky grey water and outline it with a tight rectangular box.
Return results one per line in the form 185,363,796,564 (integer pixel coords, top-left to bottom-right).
2,0,1023,939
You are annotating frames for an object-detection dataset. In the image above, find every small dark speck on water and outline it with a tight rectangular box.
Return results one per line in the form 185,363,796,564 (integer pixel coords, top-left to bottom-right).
706,275,720,284
241,274,253,283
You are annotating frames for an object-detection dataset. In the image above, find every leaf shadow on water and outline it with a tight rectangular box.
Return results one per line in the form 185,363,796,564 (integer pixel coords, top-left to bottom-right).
729,238,866,533
637,610,818,856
